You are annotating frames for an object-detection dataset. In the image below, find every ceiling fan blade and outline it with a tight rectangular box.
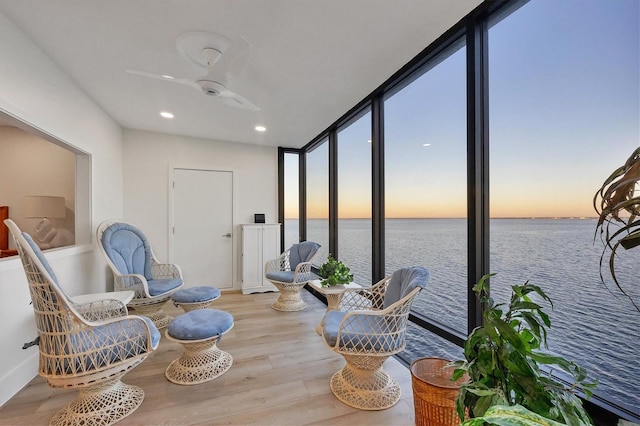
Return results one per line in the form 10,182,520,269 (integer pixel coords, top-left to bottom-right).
209,37,252,84
126,69,198,89
219,91,260,111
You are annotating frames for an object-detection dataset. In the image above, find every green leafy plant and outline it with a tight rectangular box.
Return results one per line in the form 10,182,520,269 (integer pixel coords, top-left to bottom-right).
317,254,353,287
461,404,565,426
452,274,596,425
593,146,640,311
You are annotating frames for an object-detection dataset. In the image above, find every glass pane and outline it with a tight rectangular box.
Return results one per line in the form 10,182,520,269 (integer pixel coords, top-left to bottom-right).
338,109,372,285
306,139,329,265
283,152,299,250
489,0,640,414
384,41,468,335
399,322,464,364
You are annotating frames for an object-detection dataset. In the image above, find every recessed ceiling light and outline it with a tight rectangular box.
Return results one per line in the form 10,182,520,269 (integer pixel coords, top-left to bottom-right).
423,143,431,147
160,111,174,119
161,75,175,80
255,126,266,132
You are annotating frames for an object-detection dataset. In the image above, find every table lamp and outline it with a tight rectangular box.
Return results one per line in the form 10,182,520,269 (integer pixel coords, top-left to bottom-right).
24,195,66,246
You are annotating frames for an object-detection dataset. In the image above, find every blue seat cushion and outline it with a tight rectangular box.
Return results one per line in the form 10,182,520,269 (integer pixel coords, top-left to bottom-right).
147,278,183,296
322,310,403,351
172,286,220,303
168,309,234,341
141,316,162,349
266,271,296,283
62,316,161,374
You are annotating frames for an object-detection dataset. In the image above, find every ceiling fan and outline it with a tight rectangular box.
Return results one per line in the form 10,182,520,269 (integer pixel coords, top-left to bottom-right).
127,31,259,111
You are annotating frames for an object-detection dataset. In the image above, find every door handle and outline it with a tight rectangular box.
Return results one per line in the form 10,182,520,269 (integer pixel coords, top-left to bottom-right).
222,233,232,238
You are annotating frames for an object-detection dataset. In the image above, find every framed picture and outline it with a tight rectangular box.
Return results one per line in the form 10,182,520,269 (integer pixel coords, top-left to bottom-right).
254,214,265,224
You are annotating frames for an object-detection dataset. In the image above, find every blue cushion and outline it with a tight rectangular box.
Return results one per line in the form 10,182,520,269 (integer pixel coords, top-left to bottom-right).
172,286,220,303
63,316,161,374
288,241,321,268
383,267,430,309
147,278,183,296
22,232,59,284
101,223,153,280
141,316,162,349
322,310,403,351
266,270,296,283
168,309,234,341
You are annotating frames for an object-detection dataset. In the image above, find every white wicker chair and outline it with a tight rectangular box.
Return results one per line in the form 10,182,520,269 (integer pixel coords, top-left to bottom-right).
320,266,430,410
264,241,321,311
97,220,184,328
4,219,160,426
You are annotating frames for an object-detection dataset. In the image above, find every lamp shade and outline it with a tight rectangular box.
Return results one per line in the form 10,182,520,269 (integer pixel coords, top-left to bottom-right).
24,196,66,219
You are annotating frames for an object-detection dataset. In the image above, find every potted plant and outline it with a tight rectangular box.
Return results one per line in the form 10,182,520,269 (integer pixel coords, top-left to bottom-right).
452,274,596,425
317,254,353,287
593,146,640,311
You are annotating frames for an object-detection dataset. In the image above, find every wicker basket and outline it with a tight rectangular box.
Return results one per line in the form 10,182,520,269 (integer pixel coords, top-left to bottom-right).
410,357,468,426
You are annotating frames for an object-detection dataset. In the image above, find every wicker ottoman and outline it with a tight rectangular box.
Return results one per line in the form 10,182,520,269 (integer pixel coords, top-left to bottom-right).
171,286,221,312
165,309,234,385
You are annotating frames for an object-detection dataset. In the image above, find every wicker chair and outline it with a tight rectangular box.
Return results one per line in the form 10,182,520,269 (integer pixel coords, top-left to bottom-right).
265,241,321,311
4,219,160,426
97,220,184,329
321,266,430,410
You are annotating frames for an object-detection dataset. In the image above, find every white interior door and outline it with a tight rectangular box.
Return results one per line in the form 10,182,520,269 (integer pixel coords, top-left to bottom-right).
172,168,233,289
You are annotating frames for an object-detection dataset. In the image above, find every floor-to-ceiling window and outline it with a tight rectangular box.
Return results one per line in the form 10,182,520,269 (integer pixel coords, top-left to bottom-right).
384,40,468,341
306,138,330,264
283,0,640,420
488,0,640,413
283,151,300,250
337,108,372,285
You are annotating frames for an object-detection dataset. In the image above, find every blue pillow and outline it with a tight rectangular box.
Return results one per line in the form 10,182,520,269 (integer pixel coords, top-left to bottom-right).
383,267,430,309
101,223,153,280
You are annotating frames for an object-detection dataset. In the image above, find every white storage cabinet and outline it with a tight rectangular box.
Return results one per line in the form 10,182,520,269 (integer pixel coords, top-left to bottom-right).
241,224,281,294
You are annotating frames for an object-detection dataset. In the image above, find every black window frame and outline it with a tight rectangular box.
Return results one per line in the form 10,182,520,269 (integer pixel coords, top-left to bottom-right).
277,0,637,422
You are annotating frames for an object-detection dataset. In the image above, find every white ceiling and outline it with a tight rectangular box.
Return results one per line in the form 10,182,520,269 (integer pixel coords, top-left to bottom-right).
0,0,482,148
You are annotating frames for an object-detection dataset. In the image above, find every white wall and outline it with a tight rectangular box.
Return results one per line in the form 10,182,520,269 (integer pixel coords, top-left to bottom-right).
123,129,279,290
0,11,124,406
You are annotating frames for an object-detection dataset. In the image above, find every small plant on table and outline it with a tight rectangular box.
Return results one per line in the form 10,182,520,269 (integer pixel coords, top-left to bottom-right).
317,254,353,287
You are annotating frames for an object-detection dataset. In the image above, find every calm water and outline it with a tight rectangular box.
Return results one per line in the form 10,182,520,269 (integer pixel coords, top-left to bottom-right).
287,218,640,416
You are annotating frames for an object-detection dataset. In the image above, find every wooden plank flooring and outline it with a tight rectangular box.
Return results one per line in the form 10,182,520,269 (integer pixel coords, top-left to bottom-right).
0,290,417,425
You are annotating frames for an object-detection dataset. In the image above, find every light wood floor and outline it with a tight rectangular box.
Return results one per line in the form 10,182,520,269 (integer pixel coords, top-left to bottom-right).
0,290,417,426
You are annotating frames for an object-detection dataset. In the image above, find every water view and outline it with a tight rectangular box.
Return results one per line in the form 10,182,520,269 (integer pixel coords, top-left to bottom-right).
288,218,640,416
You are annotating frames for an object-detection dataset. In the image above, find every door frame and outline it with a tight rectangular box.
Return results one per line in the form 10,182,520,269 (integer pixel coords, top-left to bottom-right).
168,164,238,290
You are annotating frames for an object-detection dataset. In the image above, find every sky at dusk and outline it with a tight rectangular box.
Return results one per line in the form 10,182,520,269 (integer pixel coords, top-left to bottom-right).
289,0,639,219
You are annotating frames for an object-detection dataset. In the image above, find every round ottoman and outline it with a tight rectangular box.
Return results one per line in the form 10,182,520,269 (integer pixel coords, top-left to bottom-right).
171,286,221,312
165,309,234,385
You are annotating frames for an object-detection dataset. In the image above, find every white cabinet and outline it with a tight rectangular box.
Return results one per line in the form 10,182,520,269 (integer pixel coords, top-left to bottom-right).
241,224,281,294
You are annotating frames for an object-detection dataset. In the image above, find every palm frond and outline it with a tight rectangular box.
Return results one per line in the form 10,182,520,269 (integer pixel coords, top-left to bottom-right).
593,147,640,311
